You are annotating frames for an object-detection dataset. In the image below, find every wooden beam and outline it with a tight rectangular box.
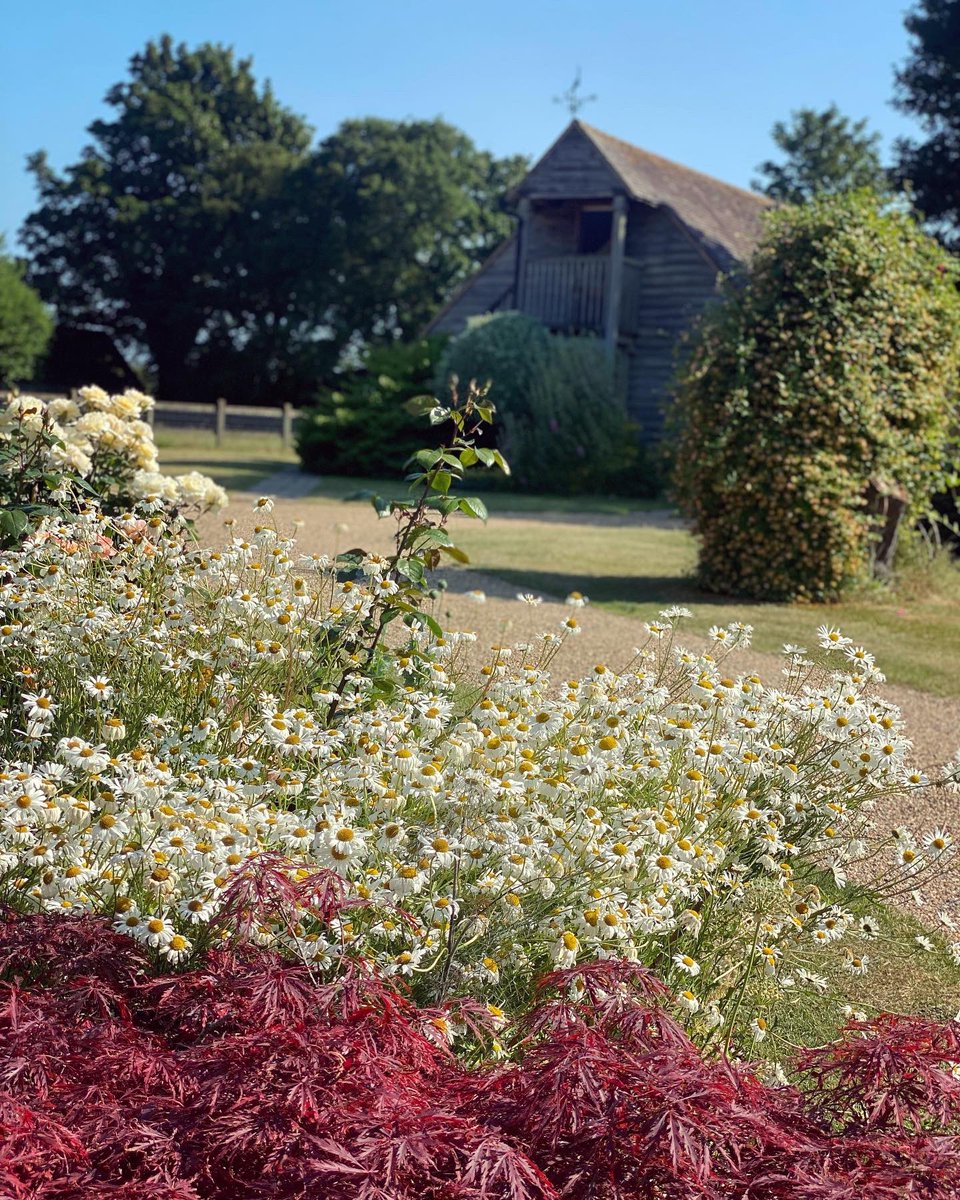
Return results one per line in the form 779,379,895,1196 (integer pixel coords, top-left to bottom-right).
515,197,532,312
604,193,628,351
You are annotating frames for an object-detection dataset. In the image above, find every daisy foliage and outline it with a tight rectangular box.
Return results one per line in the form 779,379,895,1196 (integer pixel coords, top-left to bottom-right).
0,496,955,1053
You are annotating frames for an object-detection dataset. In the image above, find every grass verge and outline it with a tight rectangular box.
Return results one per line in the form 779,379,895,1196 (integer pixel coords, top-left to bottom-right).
452,517,960,697
155,429,299,493
762,891,960,1061
156,433,666,513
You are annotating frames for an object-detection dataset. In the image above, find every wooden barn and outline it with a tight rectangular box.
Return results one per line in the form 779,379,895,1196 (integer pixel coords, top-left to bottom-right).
426,120,771,441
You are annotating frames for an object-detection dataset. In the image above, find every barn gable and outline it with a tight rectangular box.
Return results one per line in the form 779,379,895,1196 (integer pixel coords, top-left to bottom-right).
426,122,771,441
513,122,624,201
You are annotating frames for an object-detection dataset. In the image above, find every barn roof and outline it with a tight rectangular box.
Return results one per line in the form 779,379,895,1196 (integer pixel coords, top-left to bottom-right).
518,120,772,266
426,122,772,335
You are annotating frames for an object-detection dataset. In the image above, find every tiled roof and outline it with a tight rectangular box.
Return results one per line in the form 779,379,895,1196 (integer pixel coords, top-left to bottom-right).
576,121,771,265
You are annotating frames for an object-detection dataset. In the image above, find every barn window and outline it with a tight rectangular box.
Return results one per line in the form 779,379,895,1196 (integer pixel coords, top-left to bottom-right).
578,206,612,254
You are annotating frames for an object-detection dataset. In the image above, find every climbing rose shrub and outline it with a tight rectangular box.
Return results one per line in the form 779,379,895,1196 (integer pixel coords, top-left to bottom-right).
2,912,960,1199
672,190,960,601
0,387,226,542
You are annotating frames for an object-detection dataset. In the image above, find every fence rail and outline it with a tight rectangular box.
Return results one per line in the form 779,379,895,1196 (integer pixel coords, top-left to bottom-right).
147,399,296,447
23,391,297,447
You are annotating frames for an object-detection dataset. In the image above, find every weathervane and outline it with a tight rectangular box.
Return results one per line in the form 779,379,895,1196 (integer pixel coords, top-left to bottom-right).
553,69,597,118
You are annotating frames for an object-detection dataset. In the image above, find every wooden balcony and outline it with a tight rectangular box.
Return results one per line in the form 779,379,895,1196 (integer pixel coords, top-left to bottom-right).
519,255,642,338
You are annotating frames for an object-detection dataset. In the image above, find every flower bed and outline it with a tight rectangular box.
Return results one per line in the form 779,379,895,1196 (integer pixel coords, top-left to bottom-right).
0,495,955,1052
2,383,960,1193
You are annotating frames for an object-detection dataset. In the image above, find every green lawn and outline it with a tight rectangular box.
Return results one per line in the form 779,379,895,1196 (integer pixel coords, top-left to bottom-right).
453,517,960,696
152,437,960,695
155,431,665,514
765,894,960,1059
155,429,299,493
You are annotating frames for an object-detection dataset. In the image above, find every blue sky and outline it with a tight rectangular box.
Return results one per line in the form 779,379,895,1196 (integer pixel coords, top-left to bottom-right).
2,0,921,247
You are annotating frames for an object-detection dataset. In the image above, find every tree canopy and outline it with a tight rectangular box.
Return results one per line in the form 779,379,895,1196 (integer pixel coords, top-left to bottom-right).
21,37,526,403
313,118,526,352
0,245,53,387
22,37,320,403
753,105,887,204
894,0,960,246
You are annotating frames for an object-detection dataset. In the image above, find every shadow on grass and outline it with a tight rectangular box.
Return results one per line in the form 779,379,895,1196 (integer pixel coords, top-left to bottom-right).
299,474,672,522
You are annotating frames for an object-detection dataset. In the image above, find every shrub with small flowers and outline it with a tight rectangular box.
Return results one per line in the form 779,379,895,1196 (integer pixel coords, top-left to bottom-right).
673,190,960,601
0,471,956,1051
0,385,227,542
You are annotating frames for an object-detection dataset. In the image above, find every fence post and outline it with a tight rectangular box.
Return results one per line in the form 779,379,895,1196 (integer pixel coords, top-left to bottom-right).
215,397,227,447
281,402,294,449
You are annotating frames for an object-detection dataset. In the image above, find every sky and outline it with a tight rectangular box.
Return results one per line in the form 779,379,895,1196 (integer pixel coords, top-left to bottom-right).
1,0,924,247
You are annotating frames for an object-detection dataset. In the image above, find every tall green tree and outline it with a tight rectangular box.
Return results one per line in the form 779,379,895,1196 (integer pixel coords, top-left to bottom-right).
0,244,53,387
894,0,960,246
21,36,323,401
313,118,527,350
753,105,887,203
22,42,526,402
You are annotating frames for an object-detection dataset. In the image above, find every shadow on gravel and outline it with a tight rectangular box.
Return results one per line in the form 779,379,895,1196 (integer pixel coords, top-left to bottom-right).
474,566,750,609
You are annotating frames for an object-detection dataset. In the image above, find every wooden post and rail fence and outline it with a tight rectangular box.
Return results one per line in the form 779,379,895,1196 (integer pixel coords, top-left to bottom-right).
22,391,299,447
142,397,297,447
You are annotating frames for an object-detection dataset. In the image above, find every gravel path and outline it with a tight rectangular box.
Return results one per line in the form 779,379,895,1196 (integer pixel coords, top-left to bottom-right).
199,489,960,928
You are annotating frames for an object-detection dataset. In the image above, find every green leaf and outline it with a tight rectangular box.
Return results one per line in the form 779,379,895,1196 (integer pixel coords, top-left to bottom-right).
475,448,496,467
459,446,478,467
417,526,453,546
458,496,488,521
368,677,398,700
409,448,442,470
423,613,444,638
491,450,511,476
404,394,438,416
423,497,461,516
431,470,453,494
0,509,29,539
395,557,426,586
440,543,470,564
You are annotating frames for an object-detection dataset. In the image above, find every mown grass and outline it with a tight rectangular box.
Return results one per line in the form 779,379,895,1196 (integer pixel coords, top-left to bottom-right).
155,430,665,513
758,889,960,1059
452,516,960,697
155,429,299,493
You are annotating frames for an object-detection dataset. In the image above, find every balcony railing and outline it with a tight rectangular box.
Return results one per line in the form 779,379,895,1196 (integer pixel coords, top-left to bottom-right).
519,255,642,337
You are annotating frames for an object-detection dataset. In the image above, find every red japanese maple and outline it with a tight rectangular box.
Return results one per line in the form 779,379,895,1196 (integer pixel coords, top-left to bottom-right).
2,908,958,1199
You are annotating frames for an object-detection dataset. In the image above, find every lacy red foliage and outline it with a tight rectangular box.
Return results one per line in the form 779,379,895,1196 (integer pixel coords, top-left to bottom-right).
2,910,959,1199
